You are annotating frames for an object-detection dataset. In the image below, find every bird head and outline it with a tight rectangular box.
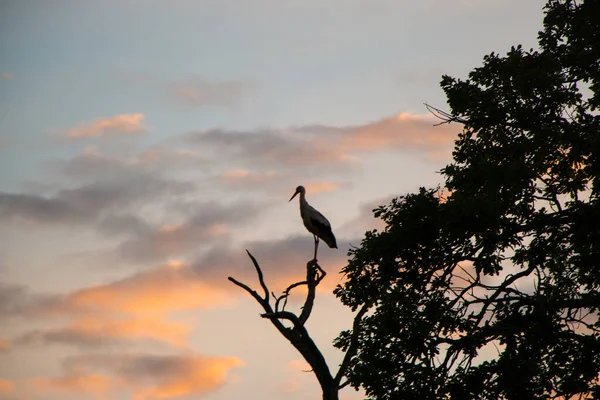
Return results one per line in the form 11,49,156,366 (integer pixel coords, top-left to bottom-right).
289,185,305,202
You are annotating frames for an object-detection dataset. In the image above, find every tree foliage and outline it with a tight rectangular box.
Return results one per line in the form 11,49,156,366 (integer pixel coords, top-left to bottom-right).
334,1,600,399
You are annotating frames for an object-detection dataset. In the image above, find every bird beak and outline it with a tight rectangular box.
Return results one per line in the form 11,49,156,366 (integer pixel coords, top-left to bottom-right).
289,190,299,202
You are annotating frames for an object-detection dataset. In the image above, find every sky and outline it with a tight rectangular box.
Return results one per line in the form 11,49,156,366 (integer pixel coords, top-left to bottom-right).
0,1,547,399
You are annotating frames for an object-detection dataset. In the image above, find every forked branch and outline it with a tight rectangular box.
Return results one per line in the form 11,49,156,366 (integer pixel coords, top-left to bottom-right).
228,251,338,400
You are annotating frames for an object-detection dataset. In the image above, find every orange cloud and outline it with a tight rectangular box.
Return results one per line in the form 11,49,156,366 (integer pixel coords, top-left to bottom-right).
66,114,147,139
1,72,13,80
33,354,244,400
20,315,191,348
62,260,231,316
20,261,232,348
0,339,8,352
0,379,14,394
34,374,113,399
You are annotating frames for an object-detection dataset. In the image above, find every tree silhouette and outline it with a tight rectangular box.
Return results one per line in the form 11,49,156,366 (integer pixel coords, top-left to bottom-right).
229,252,367,400
334,0,600,399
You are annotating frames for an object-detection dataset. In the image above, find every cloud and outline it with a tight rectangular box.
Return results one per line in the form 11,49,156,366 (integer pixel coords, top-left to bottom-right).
13,260,232,349
66,114,148,139
112,200,264,264
1,73,13,80
54,146,205,182
17,315,191,348
338,112,454,156
0,176,195,226
193,234,355,292
0,282,50,318
33,374,112,399
0,379,14,394
186,128,358,167
34,353,244,400
185,112,457,169
9,232,349,351
44,260,232,317
0,339,8,352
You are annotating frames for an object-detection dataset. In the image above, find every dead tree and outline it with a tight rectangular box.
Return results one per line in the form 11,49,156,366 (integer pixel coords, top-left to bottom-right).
228,251,367,400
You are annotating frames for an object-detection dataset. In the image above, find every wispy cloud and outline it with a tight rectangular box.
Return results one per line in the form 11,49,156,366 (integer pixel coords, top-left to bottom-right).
65,114,148,139
1,72,13,80
33,353,244,399
0,338,8,352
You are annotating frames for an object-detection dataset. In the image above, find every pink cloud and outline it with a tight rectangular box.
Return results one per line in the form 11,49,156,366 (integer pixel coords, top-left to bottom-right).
338,112,456,158
66,114,147,139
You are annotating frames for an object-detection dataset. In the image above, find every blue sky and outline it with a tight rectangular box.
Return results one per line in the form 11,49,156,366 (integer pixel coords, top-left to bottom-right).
0,1,547,399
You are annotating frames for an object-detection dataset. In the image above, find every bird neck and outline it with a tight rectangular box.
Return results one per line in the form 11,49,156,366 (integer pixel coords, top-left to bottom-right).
298,192,308,207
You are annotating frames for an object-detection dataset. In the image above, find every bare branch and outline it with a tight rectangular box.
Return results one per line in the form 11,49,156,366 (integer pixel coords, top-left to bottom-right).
246,249,269,303
262,311,303,328
229,252,337,399
424,102,468,125
228,277,267,306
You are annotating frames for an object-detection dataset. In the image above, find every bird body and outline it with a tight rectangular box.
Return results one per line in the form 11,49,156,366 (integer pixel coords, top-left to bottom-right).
289,185,337,260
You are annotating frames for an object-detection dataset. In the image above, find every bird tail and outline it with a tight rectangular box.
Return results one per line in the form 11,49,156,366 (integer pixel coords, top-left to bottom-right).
321,232,337,249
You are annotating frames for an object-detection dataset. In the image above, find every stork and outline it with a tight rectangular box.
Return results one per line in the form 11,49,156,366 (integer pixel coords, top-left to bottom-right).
289,185,337,261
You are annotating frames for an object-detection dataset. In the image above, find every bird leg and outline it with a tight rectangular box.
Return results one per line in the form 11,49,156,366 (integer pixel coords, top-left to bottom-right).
313,235,320,261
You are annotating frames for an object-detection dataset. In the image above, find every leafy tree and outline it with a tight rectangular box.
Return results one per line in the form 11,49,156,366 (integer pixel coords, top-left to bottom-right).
334,1,600,399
